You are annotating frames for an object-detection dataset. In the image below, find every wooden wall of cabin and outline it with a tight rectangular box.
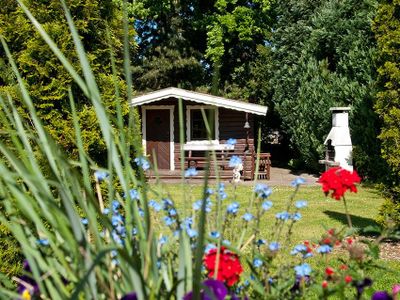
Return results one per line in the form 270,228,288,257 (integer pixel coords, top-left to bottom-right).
219,108,255,179
139,98,256,176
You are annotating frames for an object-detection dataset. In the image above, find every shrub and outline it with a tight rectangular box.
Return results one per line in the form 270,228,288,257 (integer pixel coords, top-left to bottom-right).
0,223,22,280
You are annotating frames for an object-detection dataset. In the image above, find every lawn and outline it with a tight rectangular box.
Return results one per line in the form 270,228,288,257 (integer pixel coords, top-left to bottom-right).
148,181,400,297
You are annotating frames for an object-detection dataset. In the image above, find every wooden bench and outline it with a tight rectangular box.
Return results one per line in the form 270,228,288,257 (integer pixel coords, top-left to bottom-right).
256,153,271,180
186,150,239,170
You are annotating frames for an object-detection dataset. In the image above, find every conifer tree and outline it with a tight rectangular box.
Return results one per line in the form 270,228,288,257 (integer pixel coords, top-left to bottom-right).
372,0,400,225
0,0,129,164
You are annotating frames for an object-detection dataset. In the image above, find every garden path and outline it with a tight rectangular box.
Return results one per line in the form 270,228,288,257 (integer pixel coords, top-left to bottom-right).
151,167,320,186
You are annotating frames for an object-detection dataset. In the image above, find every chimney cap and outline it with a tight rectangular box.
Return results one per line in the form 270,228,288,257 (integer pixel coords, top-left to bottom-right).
330,107,351,112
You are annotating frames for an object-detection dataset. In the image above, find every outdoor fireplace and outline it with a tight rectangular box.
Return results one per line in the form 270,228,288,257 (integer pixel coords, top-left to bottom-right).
319,107,353,171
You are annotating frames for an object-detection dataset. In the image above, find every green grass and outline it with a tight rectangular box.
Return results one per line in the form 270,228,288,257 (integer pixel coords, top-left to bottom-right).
148,182,400,296
154,183,383,240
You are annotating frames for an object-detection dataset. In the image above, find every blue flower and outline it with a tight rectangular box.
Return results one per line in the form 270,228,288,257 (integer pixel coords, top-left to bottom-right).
262,201,273,211
162,198,174,209
138,208,144,217
134,157,150,171
193,199,212,212
242,212,254,222
294,263,312,277
159,236,168,246
222,240,231,246
291,244,307,255
185,167,198,177
127,189,139,201
163,216,176,226
219,191,227,200
228,155,242,168
275,211,290,221
226,202,240,214
206,188,214,195
111,231,124,245
132,227,137,235
218,183,227,200
193,200,202,210
269,241,280,251
111,200,120,212
187,228,198,238
291,177,306,187
111,258,120,266
295,200,308,209
317,245,332,254
204,244,216,253
94,171,109,182
112,214,123,226
210,231,220,239
148,200,162,212
102,208,110,214
257,239,266,246
291,212,302,221
253,258,263,268
81,218,88,225
254,184,272,199
36,239,49,246
115,223,126,236
168,208,177,216
291,244,313,259
182,217,193,229
226,138,237,145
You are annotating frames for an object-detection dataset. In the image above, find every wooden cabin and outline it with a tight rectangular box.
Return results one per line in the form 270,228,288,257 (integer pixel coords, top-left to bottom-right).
130,87,269,180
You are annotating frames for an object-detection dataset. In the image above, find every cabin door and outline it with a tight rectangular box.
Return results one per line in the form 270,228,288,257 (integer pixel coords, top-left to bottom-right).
145,109,171,169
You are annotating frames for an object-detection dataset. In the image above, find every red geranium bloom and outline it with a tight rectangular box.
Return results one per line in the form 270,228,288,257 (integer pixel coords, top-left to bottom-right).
203,247,243,286
345,275,353,283
318,167,361,200
325,267,335,276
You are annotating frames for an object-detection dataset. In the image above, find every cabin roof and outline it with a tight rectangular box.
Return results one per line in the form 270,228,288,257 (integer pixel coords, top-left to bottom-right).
130,87,268,116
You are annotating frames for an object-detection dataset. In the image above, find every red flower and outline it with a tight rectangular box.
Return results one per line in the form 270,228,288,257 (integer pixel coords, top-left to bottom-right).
325,267,335,277
345,275,353,284
322,280,328,288
318,168,361,200
203,247,243,286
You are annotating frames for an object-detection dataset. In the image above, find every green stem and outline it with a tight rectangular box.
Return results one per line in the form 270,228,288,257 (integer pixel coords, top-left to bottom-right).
342,196,353,229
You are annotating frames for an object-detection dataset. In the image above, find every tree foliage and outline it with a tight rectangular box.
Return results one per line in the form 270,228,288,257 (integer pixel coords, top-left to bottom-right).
372,0,400,226
373,0,400,179
131,0,273,99
0,0,130,164
269,0,384,176
131,0,209,91
204,0,272,97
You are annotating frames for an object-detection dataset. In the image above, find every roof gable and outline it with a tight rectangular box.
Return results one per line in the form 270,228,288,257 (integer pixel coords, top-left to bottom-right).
130,87,268,116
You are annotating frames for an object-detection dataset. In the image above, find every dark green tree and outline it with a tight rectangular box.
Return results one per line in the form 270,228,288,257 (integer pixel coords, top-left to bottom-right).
0,0,130,164
131,0,209,91
269,0,384,176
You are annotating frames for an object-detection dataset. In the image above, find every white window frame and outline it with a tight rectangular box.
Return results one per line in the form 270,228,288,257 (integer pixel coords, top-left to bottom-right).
186,105,219,145
141,105,175,170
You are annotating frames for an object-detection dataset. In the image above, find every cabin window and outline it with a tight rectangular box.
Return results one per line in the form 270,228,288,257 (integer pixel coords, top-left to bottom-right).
186,106,219,143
